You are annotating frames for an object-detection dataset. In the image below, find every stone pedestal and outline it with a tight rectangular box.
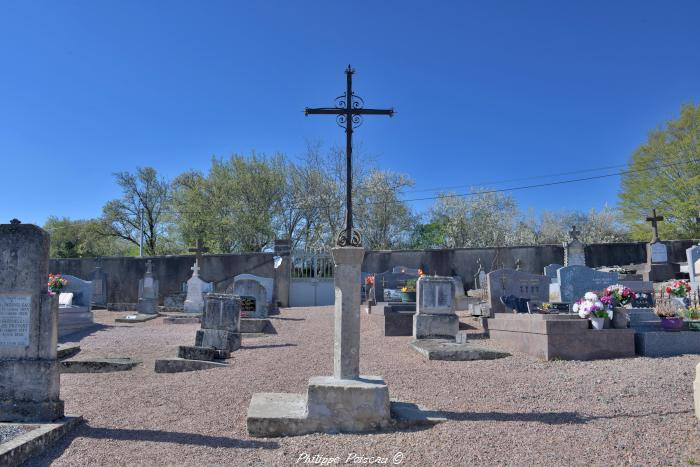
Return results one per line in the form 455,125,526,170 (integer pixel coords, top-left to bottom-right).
413,276,457,339
332,247,364,379
0,222,64,422
194,293,241,353
642,241,677,282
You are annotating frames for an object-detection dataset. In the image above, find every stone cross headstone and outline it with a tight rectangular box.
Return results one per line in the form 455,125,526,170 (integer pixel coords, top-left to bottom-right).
557,265,619,303
183,259,212,314
413,276,458,339
564,225,586,266
486,269,550,314
137,259,160,314
0,220,64,422
646,208,664,243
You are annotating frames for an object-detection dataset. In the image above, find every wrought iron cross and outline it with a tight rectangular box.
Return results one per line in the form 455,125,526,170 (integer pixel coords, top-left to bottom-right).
646,209,664,242
188,238,209,261
569,225,581,241
305,65,394,247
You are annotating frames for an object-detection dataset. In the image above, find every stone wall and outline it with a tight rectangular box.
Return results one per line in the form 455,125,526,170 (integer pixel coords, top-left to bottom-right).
50,253,276,305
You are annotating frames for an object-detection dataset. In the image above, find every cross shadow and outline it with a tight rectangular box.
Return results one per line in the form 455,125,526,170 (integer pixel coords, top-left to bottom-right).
439,409,588,425
241,343,298,350
58,323,113,344
26,424,279,466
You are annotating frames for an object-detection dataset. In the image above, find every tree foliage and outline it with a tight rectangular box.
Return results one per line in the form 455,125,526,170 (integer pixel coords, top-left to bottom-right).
44,216,133,258
619,103,700,241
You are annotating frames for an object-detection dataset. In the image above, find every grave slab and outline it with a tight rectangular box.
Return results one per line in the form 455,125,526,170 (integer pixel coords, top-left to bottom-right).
240,318,276,334
177,345,217,361
0,417,83,467
488,314,636,361
162,315,201,325
634,331,700,357
383,304,414,336
56,344,81,360
115,313,159,324
409,339,510,361
154,358,228,373
60,358,141,373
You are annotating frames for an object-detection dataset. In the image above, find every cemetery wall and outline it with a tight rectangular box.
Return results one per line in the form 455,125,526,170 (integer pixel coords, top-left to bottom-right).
50,253,276,304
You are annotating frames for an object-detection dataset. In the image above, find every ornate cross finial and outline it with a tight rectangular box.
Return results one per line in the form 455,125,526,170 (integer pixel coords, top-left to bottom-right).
191,258,200,277
645,208,664,242
9,218,20,225
188,238,209,256
569,225,581,241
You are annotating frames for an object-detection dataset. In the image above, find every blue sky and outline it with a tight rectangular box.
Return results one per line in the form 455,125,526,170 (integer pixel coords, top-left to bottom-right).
1,1,698,225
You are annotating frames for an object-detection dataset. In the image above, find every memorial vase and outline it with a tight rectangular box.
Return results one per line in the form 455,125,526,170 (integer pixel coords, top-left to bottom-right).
591,317,605,330
660,317,684,332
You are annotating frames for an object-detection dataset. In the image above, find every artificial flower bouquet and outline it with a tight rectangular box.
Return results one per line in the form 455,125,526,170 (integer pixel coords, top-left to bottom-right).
602,284,634,307
573,292,610,319
665,280,690,298
47,273,68,296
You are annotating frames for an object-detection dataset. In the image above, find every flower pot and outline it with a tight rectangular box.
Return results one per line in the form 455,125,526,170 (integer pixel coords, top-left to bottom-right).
591,317,606,330
660,316,684,332
400,291,416,303
612,307,629,329
688,321,700,332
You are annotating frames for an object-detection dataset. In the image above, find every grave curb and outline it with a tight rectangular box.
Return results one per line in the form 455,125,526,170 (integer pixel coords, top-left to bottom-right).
0,416,83,467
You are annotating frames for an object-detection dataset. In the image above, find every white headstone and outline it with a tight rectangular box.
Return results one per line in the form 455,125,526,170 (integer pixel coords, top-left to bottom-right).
650,241,668,264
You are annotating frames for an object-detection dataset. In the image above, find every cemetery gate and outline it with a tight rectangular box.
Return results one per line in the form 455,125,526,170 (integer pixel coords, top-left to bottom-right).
289,248,335,307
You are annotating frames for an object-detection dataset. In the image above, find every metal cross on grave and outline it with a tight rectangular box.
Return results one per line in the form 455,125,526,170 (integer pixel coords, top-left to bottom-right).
569,225,581,241
189,238,209,261
646,209,664,242
305,65,394,247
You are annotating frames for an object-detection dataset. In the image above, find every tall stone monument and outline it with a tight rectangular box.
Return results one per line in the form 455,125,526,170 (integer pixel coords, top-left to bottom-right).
90,264,107,308
247,247,392,436
137,259,159,314
0,220,64,422
563,225,586,267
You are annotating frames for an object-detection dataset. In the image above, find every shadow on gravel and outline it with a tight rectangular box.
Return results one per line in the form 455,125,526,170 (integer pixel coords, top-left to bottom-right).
269,317,305,321
241,343,298,350
440,410,588,425
26,424,280,466
58,324,114,344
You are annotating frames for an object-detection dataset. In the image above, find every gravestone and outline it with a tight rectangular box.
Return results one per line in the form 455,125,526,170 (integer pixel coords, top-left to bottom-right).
194,293,242,353
563,226,586,266
413,276,458,339
228,274,274,318
392,265,420,275
544,264,563,283
373,268,419,302
642,209,676,282
557,265,618,303
687,244,700,290
0,221,64,422
57,274,94,337
487,269,550,314
183,259,212,314
619,280,655,307
90,265,107,308
137,259,160,314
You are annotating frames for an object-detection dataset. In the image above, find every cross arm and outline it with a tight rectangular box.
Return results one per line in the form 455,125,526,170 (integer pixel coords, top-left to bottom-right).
305,107,344,116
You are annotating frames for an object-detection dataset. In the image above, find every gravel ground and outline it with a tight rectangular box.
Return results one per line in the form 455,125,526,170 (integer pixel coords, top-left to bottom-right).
25,308,700,466
0,424,29,444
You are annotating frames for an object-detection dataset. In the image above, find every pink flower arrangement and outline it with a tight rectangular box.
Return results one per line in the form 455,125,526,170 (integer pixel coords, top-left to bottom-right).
665,280,690,298
47,273,68,296
603,284,634,306
573,292,609,319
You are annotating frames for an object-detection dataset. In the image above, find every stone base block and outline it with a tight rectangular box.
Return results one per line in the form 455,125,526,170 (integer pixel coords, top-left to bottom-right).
115,313,159,324
56,344,81,360
154,358,228,373
247,375,392,437
413,313,459,339
0,360,62,422
60,358,140,373
195,330,241,352
642,263,677,282
137,298,158,314
177,346,216,361
488,314,636,361
634,331,700,357
0,401,64,424
409,339,510,361
383,309,414,336
695,362,700,420
240,318,276,334
0,416,83,466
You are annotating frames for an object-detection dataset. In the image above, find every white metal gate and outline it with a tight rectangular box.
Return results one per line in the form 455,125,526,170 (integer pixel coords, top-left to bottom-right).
289,249,335,307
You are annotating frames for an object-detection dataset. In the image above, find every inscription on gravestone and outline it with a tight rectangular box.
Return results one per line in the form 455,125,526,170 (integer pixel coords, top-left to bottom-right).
650,242,668,263
0,294,31,346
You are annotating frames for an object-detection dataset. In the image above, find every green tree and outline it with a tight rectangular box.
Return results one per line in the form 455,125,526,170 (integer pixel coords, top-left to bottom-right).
102,167,171,255
619,103,700,241
44,217,133,258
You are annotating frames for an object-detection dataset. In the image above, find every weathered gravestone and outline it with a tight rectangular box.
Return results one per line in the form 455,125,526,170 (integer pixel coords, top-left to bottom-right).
564,226,586,267
642,209,676,282
90,265,107,308
544,264,563,283
373,268,419,302
688,244,700,292
0,221,64,422
227,274,274,318
195,293,242,353
487,269,550,314
619,280,655,307
413,276,457,339
57,274,94,337
557,265,618,303
137,259,159,314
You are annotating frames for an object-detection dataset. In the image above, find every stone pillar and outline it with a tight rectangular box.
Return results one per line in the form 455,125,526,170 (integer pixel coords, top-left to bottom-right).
695,361,700,421
0,221,64,422
273,239,291,308
332,247,364,380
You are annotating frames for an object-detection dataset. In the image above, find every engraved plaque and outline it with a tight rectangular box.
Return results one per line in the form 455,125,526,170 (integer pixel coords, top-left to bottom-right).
0,294,31,346
650,242,668,263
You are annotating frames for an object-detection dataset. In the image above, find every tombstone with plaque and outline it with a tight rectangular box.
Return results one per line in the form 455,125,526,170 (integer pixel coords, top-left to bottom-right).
564,226,586,267
641,209,677,282
0,220,64,422
137,260,160,314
